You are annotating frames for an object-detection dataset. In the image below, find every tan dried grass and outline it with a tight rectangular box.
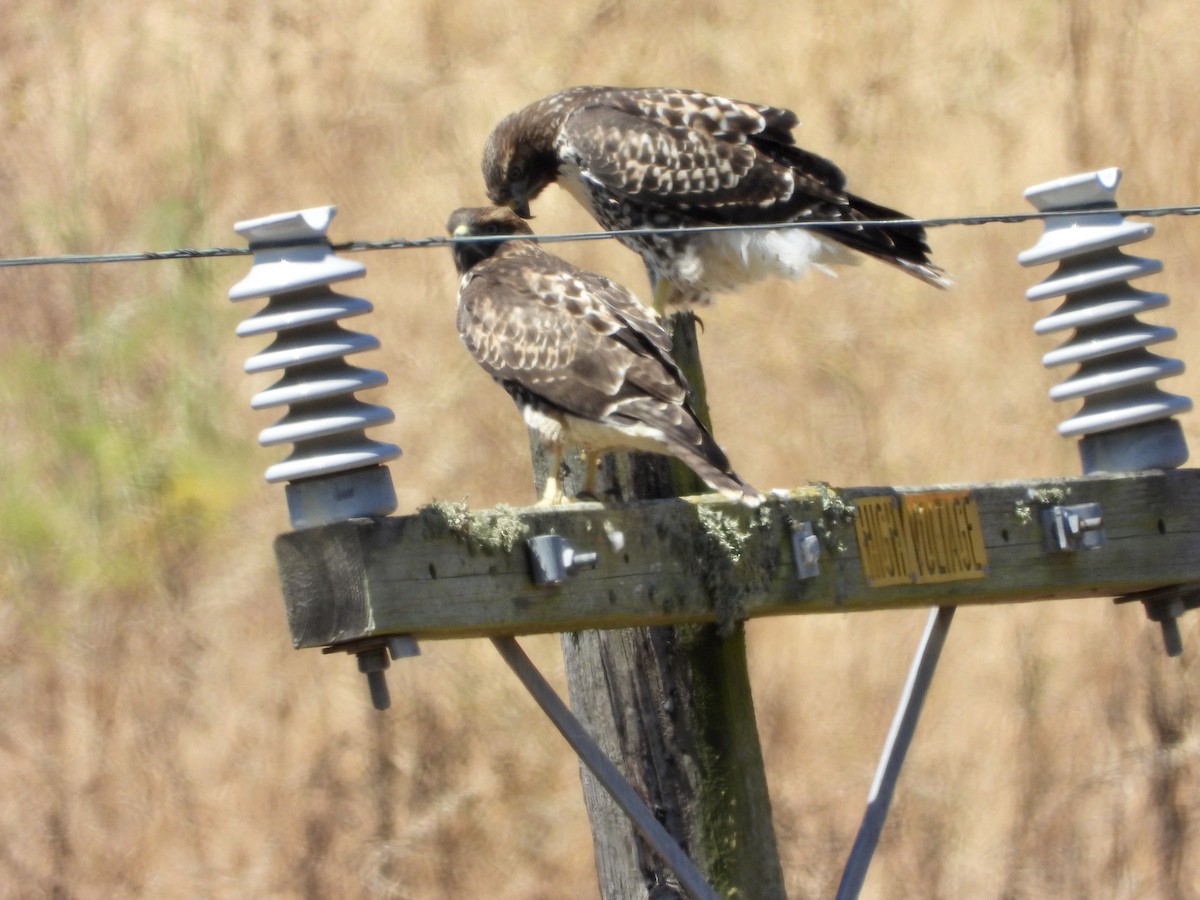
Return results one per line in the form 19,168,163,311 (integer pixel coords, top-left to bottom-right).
2,1,1200,897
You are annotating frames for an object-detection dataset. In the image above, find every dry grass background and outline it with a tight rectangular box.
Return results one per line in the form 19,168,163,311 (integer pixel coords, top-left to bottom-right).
2,1,1200,897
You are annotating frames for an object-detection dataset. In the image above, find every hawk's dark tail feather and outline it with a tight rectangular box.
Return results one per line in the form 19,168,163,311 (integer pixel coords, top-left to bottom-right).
612,397,761,505
672,430,762,507
834,192,952,290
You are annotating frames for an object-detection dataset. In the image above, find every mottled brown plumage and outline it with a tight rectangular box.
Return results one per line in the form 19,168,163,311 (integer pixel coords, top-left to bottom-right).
482,86,950,307
448,205,758,504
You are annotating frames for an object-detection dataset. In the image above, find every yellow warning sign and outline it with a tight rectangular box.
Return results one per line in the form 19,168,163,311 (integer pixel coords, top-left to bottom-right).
854,491,988,587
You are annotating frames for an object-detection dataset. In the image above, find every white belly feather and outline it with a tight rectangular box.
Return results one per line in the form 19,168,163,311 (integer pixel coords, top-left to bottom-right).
688,227,860,293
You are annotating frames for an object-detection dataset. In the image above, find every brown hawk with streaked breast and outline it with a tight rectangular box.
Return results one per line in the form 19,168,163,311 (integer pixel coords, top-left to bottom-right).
448,205,759,505
482,85,950,309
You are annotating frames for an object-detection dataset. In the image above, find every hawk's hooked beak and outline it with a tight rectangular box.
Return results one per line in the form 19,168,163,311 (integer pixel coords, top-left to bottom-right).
503,181,533,219
508,197,532,219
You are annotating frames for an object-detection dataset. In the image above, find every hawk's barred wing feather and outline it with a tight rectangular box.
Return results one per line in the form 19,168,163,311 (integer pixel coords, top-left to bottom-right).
604,87,794,143
561,87,853,222
458,253,687,419
561,104,846,222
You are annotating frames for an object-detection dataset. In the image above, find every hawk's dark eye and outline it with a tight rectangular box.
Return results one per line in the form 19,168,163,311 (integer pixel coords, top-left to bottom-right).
506,160,525,182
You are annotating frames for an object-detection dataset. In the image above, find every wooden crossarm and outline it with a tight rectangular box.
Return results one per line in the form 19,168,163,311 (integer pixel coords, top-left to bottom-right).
273,469,1200,648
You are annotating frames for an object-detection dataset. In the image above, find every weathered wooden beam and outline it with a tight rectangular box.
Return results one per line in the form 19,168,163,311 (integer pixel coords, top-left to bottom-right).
274,468,1200,648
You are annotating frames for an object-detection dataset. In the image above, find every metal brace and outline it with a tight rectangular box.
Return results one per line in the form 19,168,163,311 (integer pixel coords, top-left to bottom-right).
1040,502,1105,552
790,521,821,579
527,534,598,585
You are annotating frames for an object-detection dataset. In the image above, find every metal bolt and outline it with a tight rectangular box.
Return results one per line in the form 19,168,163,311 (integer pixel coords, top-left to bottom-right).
1116,585,1200,658
357,647,392,710
527,534,598,585
325,634,420,710
790,521,821,579
1040,503,1105,552
1149,600,1187,658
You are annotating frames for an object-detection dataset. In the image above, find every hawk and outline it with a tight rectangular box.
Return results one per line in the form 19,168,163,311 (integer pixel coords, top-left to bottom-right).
482,85,950,308
448,205,759,506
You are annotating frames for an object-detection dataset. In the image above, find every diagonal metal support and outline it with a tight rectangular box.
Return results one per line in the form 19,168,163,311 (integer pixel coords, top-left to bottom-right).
491,636,720,900
836,605,957,900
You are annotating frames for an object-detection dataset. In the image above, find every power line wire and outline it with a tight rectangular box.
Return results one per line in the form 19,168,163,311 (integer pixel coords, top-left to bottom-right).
3,204,1200,269
0,246,251,268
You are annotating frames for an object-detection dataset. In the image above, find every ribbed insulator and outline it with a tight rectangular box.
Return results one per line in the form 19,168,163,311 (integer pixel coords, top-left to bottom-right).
229,206,400,527
1018,168,1191,474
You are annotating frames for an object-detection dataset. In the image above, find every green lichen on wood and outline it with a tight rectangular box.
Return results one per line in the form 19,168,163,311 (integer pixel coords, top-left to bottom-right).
679,620,785,900
420,498,528,554
422,497,472,533
815,482,856,553
696,504,753,564
1015,485,1072,526
469,504,529,553
692,505,750,634
1027,485,1071,506
776,483,856,554
693,501,790,635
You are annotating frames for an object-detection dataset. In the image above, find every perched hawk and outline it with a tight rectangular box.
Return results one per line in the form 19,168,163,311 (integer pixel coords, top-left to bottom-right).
448,205,758,505
482,85,950,308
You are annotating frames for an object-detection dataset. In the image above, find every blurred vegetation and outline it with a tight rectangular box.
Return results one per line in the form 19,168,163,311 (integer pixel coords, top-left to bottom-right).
2,1,1200,897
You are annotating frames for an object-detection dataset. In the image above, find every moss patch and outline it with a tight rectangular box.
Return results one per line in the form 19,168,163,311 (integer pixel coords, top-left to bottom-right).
420,499,529,554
